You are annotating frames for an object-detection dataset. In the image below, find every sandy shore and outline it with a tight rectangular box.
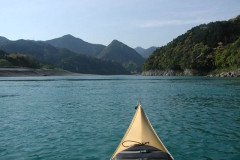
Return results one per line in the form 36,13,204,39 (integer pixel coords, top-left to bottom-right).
0,68,94,77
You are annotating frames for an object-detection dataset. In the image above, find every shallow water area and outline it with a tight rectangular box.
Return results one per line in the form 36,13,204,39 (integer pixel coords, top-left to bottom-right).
0,75,240,160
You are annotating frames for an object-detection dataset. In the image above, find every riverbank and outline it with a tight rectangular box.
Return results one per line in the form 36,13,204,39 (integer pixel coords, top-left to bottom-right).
141,69,208,76
207,68,240,77
0,68,93,77
142,68,240,77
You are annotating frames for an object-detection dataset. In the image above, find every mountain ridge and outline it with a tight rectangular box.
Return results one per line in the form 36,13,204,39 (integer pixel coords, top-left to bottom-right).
0,35,147,74
45,34,106,56
0,39,130,75
135,46,157,58
97,40,145,73
0,36,9,43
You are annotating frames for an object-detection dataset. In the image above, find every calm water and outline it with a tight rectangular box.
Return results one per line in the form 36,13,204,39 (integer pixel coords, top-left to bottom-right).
0,76,240,160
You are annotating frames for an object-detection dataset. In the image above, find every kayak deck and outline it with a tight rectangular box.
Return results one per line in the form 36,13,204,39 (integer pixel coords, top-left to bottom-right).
110,102,174,160
114,145,172,159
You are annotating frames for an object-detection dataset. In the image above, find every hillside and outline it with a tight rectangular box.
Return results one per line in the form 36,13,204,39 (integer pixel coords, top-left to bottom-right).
143,15,240,75
0,36,9,43
0,40,130,75
0,50,40,68
135,46,157,58
45,34,105,56
97,40,145,73
135,46,145,55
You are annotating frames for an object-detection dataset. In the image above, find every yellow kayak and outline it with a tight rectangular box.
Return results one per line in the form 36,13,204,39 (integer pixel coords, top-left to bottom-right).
110,102,174,160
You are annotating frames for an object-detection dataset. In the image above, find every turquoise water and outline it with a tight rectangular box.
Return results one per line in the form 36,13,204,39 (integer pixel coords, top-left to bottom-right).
0,76,240,160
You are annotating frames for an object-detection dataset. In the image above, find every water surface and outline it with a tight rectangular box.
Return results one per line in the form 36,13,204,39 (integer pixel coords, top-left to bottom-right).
0,76,239,159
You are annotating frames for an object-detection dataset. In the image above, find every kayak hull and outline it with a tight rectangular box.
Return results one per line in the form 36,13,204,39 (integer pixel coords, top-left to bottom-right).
110,103,174,160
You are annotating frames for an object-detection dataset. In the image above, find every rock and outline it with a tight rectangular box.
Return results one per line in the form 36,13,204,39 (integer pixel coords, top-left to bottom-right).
142,69,176,76
183,69,200,76
142,69,201,76
206,74,214,77
210,68,240,77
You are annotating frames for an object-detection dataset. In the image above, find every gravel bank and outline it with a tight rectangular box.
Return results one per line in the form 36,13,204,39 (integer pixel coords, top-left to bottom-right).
0,68,93,77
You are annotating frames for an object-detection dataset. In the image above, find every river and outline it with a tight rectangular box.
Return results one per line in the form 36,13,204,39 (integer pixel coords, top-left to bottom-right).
0,76,239,159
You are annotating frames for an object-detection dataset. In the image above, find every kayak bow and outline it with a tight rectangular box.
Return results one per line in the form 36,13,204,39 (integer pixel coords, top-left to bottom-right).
110,102,174,160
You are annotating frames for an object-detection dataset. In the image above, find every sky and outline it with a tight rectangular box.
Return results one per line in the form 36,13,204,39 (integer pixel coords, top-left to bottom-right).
1,0,240,48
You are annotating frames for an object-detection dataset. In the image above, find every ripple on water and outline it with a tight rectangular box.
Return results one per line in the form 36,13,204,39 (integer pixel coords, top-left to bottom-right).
0,76,240,160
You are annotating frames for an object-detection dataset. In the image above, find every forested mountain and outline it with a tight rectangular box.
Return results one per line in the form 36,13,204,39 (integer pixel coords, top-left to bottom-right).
45,34,105,56
135,46,157,58
97,40,145,73
0,36,9,43
46,35,146,72
143,15,240,74
0,40,130,75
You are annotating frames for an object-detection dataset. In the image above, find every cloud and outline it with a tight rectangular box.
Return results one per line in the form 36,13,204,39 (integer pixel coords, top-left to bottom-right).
134,18,208,28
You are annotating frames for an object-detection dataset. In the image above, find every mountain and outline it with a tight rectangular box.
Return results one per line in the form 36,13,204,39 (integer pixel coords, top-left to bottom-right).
0,36,9,43
0,40,130,75
135,47,145,55
97,40,145,73
47,35,146,72
45,34,105,56
143,14,240,75
135,46,157,58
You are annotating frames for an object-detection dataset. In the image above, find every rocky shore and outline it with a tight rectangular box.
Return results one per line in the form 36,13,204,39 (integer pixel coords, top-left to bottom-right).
141,69,207,76
0,68,91,77
142,68,240,77
207,68,240,77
